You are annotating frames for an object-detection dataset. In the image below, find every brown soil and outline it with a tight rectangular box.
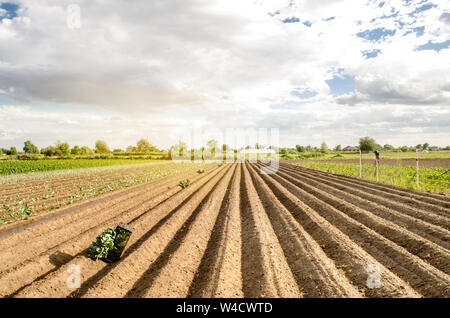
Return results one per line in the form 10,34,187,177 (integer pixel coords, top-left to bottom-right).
0,162,449,298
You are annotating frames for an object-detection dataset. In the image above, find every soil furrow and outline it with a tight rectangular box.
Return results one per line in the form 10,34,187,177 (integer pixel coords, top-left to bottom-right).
238,163,302,298
0,165,217,250
0,162,177,195
251,163,420,297
77,164,235,298
0,167,217,273
187,165,244,298
123,164,238,298
6,165,230,298
1,161,448,298
279,164,450,226
280,164,449,218
272,165,450,275
275,164,450,250
285,163,450,207
268,167,450,297
246,163,362,297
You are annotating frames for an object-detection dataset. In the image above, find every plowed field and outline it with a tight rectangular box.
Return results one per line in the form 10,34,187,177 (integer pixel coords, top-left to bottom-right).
0,162,449,298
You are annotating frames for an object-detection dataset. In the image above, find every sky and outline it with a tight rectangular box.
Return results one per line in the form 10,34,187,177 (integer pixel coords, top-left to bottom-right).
0,0,449,150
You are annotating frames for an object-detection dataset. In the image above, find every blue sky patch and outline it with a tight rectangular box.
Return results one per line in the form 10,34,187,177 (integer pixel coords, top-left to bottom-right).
326,72,355,96
281,16,311,26
0,2,19,21
282,16,300,23
415,39,450,52
324,16,335,21
357,27,396,41
268,10,280,17
412,26,425,36
290,89,317,99
379,1,385,8
362,49,381,59
0,93,13,105
379,11,399,20
270,100,308,110
408,2,436,16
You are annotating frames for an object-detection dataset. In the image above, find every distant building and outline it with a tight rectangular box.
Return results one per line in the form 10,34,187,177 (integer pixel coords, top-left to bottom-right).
342,146,359,152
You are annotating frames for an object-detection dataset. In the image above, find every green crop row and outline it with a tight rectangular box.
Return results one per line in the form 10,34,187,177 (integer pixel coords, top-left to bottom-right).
0,162,204,224
0,159,163,176
294,161,449,194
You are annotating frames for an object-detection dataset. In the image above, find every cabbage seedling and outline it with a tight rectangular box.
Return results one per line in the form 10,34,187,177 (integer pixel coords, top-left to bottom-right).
88,227,117,260
179,179,190,189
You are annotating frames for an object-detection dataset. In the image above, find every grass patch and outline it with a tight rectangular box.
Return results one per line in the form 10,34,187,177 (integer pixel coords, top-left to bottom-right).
294,161,449,194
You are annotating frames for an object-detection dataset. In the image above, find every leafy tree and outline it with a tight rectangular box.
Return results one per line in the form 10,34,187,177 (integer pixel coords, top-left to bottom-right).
334,144,342,152
126,146,138,152
56,141,70,156
359,136,377,152
136,139,158,153
296,145,306,152
200,146,205,161
422,142,429,150
80,146,94,156
23,140,39,154
41,146,57,156
95,140,110,154
113,148,123,152
305,145,312,152
383,144,395,151
415,144,422,150
320,142,329,154
400,146,409,152
7,147,17,155
178,141,187,157
207,139,218,158
255,143,263,149
71,145,81,155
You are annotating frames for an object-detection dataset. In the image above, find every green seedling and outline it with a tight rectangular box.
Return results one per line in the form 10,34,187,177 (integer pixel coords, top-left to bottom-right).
179,179,190,189
197,168,204,174
88,227,117,260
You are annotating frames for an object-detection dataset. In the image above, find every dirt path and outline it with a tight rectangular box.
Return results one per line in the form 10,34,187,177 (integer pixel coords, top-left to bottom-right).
1,162,448,298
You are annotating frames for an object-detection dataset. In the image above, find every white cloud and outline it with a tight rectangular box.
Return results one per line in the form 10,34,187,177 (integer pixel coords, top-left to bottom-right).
0,0,449,148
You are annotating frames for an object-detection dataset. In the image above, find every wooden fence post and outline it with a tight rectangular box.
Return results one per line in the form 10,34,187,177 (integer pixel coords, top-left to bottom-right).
376,159,379,182
359,149,362,178
416,148,419,186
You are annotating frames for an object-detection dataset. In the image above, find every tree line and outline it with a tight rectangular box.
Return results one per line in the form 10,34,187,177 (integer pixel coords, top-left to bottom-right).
293,137,450,154
1,136,449,157
0,139,161,157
